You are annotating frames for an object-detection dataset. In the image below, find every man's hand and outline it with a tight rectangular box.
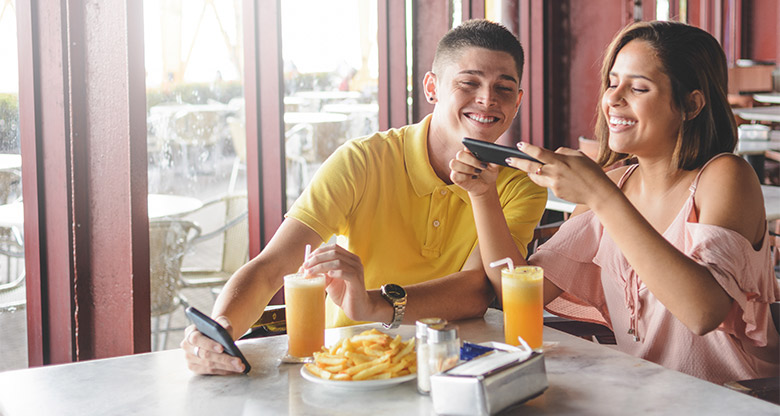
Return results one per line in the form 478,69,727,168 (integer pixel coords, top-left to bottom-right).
450,148,500,196
180,317,246,375
304,243,385,322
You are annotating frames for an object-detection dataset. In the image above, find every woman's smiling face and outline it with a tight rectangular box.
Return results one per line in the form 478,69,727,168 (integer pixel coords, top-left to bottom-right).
601,39,683,159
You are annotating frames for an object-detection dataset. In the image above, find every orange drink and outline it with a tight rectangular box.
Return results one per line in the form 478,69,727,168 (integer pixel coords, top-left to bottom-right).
283,272,326,362
501,266,543,350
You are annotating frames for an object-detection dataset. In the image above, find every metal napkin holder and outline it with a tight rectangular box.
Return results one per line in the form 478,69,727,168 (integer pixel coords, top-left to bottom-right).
429,349,548,416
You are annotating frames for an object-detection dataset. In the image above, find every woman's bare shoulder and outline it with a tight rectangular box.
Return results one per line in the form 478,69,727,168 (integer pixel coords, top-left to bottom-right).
695,154,765,245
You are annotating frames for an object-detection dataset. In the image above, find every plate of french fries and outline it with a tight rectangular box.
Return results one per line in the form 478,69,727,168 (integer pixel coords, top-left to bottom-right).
300,329,416,390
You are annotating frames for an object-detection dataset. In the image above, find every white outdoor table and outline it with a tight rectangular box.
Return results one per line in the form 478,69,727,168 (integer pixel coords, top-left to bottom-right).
733,106,780,123
0,154,21,172
0,309,774,415
0,194,203,230
545,188,576,214
753,92,780,105
762,185,780,222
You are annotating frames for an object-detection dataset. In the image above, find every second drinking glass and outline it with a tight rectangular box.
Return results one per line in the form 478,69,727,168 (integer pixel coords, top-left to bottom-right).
501,266,544,350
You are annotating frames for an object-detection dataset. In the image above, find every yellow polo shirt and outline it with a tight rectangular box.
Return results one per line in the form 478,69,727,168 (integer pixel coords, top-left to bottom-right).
286,115,547,327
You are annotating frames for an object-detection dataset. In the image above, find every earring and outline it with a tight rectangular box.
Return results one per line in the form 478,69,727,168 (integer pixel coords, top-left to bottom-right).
428,96,435,102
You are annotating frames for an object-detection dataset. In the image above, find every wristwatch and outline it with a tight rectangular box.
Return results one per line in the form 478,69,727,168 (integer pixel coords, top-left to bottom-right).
380,284,407,329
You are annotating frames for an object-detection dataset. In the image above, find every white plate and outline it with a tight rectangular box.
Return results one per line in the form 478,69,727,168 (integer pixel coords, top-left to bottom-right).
300,366,416,390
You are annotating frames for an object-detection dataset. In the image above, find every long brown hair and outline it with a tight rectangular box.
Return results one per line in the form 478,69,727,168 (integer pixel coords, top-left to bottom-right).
594,21,737,170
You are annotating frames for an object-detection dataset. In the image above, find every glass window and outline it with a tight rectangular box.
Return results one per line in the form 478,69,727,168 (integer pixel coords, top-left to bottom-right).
0,0,27,371
281,0,379,209
656,0,670,21
144,0,247,350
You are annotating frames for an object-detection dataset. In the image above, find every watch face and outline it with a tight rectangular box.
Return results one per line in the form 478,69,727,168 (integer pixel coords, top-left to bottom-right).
383,284,406,299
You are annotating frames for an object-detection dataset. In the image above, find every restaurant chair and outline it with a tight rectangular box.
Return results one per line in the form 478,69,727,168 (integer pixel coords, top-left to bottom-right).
180,194,248,295
0,170,22,204
149,219,201,350
0,235,25,312
0,226,23,284
723,302,780,405
527,220,564,258
0,273,25,313
227,116,246,194
285,122,315,202
239,305,287,339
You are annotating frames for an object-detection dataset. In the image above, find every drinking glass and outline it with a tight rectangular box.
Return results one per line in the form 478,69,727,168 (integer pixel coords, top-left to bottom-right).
501,266,543,350
282,272,326,362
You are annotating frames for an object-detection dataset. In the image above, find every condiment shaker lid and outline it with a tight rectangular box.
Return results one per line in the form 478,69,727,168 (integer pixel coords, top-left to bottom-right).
416,318,447,338
427,324,459,343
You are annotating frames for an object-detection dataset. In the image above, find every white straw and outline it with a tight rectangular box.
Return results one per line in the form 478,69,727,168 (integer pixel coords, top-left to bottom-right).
304,244,311,261
488,257,514,271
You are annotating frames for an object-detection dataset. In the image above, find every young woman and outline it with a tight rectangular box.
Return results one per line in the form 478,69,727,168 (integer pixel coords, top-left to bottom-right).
451,20,779,384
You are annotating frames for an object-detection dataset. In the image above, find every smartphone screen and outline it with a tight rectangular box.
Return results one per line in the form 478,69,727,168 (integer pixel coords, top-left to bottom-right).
185,306,251,374
462,137,542,167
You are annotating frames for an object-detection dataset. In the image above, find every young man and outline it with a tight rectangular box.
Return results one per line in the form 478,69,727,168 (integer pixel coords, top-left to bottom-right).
182,19,547,375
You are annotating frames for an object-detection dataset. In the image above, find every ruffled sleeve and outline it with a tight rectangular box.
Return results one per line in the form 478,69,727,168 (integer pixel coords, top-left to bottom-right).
529,212,612,328
685,222,780,347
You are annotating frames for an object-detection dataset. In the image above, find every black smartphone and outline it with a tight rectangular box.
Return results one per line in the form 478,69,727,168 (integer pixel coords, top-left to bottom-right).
462,137,542,167
185,306,251,374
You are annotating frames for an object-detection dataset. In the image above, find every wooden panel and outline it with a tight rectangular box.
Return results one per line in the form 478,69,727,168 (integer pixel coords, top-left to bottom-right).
742,0,779,62
462,0,486,20
377,0,409,130
516,0,546,147
15,0,45,367
243,0,284,255
78,0,151,358
559,0,629,149
411,0,450,123
16,0,150,364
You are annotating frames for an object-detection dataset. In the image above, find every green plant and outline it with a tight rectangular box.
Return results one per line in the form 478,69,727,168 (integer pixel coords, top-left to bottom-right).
0,93,20,153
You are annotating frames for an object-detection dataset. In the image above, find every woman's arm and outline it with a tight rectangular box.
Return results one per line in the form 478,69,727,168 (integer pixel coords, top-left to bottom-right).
510,146,752,335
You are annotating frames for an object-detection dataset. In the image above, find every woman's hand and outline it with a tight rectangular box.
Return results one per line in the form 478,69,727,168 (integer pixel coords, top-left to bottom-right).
181,317,246,375
506,142,615,207
304,243,378,322
449,148,500,196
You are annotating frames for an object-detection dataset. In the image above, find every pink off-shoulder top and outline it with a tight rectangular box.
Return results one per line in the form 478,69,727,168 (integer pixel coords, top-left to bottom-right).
531,156,780,384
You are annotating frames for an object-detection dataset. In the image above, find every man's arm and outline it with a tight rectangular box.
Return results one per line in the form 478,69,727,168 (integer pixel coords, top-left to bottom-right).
211,218,324,338
306,240,494,326
400,246,495,323
181,218,323,375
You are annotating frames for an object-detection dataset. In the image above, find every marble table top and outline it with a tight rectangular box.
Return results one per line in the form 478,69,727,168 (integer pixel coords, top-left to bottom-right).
0,310,775,415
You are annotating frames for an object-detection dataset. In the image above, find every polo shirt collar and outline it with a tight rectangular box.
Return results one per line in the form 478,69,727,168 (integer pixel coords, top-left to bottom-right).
404,114,471,204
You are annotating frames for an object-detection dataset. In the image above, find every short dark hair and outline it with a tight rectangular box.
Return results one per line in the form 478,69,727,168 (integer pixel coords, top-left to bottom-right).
433,19,524,82
595,21,737,170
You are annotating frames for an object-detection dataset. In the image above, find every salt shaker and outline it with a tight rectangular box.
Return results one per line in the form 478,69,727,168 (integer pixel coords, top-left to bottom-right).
427,324,460,379
416,317,447,394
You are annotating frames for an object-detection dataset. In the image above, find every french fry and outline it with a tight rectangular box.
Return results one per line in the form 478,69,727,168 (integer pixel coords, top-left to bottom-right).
304,363,333,380
305,329,417,381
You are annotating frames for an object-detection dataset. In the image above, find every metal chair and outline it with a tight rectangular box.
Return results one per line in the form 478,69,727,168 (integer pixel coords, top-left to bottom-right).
149,219,201,350
0,170,22,205
180,194,248,294
0,170,23,283
0,236,25,312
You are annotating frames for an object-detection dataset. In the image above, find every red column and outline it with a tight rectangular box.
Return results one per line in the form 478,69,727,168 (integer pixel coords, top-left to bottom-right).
17,0,150,364
378,0,410,130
